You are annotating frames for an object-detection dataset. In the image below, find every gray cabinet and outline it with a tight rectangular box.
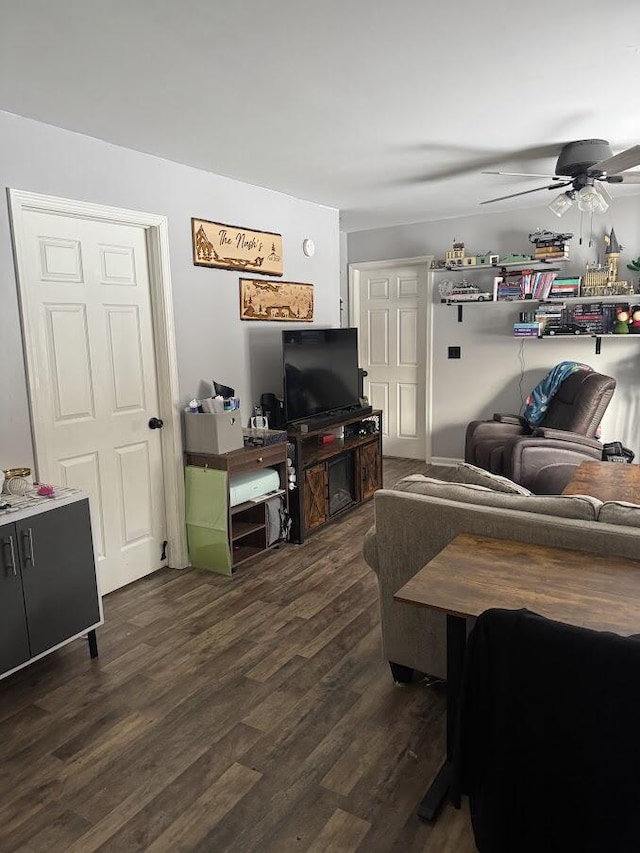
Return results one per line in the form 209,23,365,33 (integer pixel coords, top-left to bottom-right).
0,497,101,679
0,521,30,674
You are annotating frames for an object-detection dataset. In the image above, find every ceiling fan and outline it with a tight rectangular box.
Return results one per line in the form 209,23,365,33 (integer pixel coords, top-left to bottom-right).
481,139,640,216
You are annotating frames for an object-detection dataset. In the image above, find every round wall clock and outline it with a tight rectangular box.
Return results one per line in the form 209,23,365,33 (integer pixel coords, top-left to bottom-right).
302,238,315,257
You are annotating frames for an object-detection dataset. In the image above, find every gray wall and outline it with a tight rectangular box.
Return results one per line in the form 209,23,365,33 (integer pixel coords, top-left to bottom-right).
0,111,340,470
339,230,349,326
348,198,640,459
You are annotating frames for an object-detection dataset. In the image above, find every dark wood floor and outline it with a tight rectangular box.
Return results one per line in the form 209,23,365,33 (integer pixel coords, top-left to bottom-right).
0,458,476,853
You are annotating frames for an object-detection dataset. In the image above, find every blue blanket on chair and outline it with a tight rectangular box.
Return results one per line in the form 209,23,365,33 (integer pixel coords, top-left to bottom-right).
523,361,592,426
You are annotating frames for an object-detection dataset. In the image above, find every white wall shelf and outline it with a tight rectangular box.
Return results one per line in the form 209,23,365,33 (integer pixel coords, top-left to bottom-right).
515,332,640,355
443,294,640,307
433,264,640,342
432,259,568,273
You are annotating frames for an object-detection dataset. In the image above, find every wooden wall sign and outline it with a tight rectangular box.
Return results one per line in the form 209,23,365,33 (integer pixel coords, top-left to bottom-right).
192,218,283,276
239,278,314,322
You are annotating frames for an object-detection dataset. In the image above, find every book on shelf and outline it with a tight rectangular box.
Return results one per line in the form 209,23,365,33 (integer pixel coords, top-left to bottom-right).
493,275,523,301
534,247,570,259
535,301,565,312
524,271,558,299
493,270,558,301
534,303,564,332
547,276,581,299
495,287,524,301
568,302,618,334
535,311,564,323
513,322,542,337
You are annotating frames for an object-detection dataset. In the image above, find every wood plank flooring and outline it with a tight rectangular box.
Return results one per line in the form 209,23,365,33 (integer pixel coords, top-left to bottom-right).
0,459,476,853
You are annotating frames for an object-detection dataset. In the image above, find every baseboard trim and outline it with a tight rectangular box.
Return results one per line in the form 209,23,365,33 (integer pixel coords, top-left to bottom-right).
429,456,463,467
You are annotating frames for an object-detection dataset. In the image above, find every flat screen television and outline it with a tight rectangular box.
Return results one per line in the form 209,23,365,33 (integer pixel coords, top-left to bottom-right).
282,328,361,424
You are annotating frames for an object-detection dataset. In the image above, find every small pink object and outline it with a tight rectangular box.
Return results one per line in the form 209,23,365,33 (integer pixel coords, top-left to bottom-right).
37,484,55,497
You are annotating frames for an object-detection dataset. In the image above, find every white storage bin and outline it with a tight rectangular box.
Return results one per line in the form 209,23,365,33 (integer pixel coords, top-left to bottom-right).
184,410,244,455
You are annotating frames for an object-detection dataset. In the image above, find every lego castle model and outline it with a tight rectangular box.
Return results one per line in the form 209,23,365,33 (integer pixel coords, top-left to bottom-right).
582,228,633,297
439,241,499,269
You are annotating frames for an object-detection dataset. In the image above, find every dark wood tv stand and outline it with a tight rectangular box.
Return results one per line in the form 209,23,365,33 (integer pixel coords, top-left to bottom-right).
287,409,383,543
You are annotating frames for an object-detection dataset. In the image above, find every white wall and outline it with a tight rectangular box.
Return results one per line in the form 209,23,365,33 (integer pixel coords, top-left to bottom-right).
0,111,340,470
348,198,640,460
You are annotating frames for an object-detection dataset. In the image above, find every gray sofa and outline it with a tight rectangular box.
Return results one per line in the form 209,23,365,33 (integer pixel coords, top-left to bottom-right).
363,464,640,681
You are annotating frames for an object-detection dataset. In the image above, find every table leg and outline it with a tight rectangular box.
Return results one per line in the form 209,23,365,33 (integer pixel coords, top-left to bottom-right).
417,614,467,820
87,629,99,659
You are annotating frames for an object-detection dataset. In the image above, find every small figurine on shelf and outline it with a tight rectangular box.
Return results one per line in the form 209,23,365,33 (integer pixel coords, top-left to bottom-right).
613,304,631,334
629,306,640,334
445,240,465,266
498,253,534,265
475,252,500,266
529,229,573,261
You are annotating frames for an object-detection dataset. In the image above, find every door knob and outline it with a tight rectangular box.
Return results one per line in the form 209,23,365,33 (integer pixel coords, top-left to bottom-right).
148,417,164,430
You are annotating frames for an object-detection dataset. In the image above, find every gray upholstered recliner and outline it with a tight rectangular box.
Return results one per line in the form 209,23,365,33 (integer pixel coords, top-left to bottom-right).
465,370,616,494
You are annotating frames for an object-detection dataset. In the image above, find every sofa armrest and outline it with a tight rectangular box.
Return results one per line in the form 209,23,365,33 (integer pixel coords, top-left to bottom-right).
506,435,603,493
363,525,379,574
531,428,603,451
366,490,463,679
465,418,530,468
493,413,527,426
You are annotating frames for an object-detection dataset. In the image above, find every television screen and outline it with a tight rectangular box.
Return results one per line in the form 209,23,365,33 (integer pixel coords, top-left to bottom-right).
283,328,360,423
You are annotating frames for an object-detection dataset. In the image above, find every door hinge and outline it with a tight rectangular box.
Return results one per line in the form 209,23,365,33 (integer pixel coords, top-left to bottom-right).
161,540,168,561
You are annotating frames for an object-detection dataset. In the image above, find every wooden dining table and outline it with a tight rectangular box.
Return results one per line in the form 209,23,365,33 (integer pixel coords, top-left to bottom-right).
394,531,640,820
562,459,640,503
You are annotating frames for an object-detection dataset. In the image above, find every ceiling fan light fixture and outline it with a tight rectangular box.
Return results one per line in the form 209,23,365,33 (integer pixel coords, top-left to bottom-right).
548,190,576,217
595,193,609,213
577,184,607,213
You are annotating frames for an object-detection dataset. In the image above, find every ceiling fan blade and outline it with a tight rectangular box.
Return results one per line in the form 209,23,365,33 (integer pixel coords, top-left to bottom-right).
587,145,640,176
408,142,567,183
483,171,563,179
480,183,571,205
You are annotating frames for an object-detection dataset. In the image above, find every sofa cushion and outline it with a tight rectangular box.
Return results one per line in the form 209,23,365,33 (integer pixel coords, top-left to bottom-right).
393,474,601,521
598,501,640,528
455,462,531,496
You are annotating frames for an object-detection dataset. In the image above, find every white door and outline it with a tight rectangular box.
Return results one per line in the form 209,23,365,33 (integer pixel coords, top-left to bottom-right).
357,264,429,459
16,211,167,595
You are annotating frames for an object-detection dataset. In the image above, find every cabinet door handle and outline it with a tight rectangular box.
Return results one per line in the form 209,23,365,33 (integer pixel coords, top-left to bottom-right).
1,536,17,576
21,528,35,568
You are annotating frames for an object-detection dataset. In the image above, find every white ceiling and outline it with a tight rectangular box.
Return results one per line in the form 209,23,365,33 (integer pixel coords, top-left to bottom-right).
2,0,640,232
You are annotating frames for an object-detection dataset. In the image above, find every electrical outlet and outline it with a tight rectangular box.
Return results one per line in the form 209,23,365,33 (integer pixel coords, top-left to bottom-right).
448,346,461,359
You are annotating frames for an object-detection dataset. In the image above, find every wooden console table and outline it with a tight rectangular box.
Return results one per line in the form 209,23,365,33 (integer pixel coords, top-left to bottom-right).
185,443,288,574
562,460,640,503
395,532,640,821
